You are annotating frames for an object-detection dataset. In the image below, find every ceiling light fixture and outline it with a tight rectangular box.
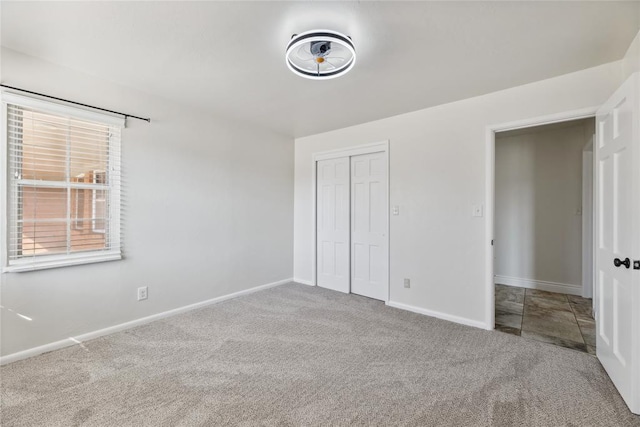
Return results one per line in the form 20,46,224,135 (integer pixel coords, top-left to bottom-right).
286,30,356,80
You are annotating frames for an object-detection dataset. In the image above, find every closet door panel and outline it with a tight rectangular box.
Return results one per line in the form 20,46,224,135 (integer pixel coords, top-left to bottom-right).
316,157,350,293
350,152,388,301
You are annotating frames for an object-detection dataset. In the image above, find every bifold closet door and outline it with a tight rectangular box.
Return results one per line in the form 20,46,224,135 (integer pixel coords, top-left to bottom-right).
316,157,350,293
350,152,388,301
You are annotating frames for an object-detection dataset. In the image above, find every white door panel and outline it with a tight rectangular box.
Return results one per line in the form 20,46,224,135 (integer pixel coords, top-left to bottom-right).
350,152,388,301
316,158,350,293
595,72,640,414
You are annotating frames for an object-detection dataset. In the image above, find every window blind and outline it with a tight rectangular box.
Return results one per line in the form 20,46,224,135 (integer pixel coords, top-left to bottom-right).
5,101,122,271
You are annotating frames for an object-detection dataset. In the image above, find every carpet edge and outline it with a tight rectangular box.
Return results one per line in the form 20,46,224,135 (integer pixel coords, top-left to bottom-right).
0,277,293,366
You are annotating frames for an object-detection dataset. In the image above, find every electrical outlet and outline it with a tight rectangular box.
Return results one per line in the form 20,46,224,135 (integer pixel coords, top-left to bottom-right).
404,278,410,288
392,205,400,216
137,286,148,301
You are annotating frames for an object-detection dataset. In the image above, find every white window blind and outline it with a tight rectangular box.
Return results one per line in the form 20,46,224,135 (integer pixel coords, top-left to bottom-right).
3,95,123,272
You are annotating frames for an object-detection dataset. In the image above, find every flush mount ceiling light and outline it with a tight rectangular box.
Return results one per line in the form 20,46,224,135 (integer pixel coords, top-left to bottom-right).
286,30,356,80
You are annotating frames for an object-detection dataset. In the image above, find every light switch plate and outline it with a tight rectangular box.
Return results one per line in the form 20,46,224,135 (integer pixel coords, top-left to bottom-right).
392,206,400,216
472,204,483,217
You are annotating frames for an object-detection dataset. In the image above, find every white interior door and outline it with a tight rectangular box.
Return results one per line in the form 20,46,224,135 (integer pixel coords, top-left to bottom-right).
350,152,388,301
595,72,640,414
316,158,350,293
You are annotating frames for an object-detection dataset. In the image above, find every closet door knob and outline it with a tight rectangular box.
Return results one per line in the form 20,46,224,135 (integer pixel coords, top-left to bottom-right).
614,257,630,269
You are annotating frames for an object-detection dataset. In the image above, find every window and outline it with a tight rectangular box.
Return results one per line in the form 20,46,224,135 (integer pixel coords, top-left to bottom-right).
2,93,123,272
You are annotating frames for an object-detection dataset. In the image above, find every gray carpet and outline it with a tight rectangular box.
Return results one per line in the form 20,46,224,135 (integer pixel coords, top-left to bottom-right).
1,283,639,426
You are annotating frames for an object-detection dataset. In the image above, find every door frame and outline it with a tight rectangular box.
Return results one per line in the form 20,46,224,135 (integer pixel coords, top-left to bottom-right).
312,140,390,302
582,140,594,300
484,107,598,329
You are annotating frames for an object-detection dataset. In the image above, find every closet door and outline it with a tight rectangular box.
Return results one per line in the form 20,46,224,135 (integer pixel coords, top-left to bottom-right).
316,158,350,293
351,152,388,300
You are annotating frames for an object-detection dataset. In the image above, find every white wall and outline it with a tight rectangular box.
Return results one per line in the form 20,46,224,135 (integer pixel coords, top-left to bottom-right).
494,120,594,293
293,61,623,327
623,27,640,79
0,48,294,357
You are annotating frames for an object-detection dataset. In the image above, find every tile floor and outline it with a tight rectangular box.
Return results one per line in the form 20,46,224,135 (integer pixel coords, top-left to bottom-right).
495,284,596,355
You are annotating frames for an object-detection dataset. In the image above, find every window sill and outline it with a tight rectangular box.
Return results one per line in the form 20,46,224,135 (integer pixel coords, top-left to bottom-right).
3,251,122,273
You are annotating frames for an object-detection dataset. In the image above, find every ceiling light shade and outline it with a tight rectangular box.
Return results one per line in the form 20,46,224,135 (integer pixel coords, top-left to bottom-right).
286,30,356,80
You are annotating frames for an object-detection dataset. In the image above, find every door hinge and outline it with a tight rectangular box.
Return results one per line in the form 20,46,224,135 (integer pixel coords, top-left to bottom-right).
491,240,494,246
634,260,640,270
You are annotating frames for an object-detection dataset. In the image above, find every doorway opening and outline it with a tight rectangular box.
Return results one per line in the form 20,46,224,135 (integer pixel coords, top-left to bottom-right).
313,141,390,302
491,117,596,354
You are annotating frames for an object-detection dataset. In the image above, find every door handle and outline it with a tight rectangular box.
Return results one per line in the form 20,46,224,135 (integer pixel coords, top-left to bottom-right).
614,257,631,269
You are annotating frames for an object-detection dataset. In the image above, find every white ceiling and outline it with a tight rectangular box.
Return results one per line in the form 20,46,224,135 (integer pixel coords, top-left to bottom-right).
1,1,638,138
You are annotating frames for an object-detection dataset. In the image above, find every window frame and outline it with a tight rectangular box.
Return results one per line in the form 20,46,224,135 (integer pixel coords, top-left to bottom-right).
73,173,86,231
91,170,106,234
1,91,124,273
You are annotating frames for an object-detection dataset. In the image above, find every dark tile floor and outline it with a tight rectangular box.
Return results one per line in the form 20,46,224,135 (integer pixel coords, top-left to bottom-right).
495,284,596,355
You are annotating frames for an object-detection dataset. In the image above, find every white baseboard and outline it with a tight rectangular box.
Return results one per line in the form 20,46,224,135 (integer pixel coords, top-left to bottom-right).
293,278,314,286
494,275,582,296
0,278,293,366
385,300,488,330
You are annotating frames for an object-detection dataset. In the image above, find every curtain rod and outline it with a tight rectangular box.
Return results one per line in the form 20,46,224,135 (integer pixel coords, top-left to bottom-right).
0,84,151,123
